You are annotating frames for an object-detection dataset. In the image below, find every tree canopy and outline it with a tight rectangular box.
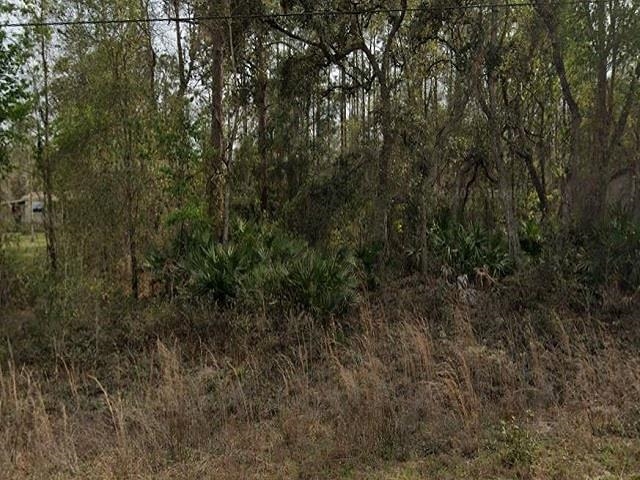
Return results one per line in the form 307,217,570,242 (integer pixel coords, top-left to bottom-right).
1,0,639,294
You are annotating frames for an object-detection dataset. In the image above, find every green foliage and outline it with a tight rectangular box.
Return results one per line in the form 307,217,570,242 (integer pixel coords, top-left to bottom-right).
188,244,248,302
283,250,358,315
519,218,543,257
589,216,640,291
526,215,640,312
0,248,16,307
0,234,47,309
560,216,640,293
0,3,31,173
498,416,537,471
148,218,359,316
427,219,513,278
356,242,383,289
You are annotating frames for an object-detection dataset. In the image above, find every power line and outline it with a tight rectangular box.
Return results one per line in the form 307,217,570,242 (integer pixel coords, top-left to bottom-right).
2,0,605,29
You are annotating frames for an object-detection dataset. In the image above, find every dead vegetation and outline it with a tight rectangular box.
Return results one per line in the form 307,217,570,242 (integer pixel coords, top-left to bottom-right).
1,284,639,479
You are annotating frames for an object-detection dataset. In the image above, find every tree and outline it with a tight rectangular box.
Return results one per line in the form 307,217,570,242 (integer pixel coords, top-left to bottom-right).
33,0,58,271
0,1,30,175
534,0,640,230
52,0,161,296
268,0,408,250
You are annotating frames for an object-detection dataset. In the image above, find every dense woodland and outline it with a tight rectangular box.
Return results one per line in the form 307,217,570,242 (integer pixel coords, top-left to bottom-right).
2,0,639,300
1,1,640,478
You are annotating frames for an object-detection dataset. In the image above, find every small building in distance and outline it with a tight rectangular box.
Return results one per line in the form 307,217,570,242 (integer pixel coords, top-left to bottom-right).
0,192,57,228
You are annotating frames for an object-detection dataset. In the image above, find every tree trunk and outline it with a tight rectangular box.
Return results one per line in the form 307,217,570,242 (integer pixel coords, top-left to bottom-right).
256,30,269,215
377,82,393,248
586,0,610,227
494,138,520,261
222,144,231,244
140,0,157,107
173,0,187,97
534,1,585,229
419,176,429,277
122,93,139,298
206,2,228,237
39,25,57,272
485,7,520,261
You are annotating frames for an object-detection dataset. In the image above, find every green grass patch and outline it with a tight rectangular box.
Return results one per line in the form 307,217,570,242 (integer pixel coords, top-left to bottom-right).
2,232,47,262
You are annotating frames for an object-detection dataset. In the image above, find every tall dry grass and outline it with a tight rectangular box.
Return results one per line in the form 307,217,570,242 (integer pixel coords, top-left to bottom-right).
1,293,640,479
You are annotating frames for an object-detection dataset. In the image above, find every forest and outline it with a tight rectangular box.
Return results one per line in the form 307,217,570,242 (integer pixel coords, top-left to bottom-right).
0,0,640,478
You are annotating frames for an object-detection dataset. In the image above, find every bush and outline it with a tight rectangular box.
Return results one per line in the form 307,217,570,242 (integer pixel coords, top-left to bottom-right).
284,250,358,315
498,416,537,472
520,215,640,312
588,216,640,292
0,234,49,310
147,219,359,316
355,242,383,290
519,218,543,257
544,215,640,295
427,219,513,279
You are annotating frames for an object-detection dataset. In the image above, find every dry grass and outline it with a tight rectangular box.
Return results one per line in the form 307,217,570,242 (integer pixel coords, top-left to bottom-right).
1,289,640,479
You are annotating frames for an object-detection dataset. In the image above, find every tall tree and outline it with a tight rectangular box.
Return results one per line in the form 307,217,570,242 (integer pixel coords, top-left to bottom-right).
34,0,58,271
534,0,640,229
0,1,30,175
203,0,230,238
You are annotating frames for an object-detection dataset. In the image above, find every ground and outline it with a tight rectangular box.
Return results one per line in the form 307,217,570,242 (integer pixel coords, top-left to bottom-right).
1,236,640,479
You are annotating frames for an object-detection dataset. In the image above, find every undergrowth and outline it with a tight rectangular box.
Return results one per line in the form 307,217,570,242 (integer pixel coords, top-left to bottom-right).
147,218,358,316
2,216,640,478
1,292,639,479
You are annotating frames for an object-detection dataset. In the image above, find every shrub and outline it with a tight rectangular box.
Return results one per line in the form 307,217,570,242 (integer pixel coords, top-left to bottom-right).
0,248,16,307
147,218,359,316
498,416,537,472
284,250,358,315
188,243,252,303
427,220,513,279
544,215,640,297
519,218,543,257
589,216,640,291
355,242,383,290
0,234,50,310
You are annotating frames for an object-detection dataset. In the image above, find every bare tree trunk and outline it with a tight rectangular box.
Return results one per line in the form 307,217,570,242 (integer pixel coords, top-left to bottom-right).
169,0,192,214
587,0,610,227
494,136,520,261
480,7,521,261
359,1,407,250
516,146,548,216
125,174,139,299
534,1,584,228
419,176,429,277
377,82,393,248
222,144,231,244
205,1,229,238
340,67,346,155
139,0,157,107
256,29,269,215
38,17,57,272
120,78,139,298
173,0,187,97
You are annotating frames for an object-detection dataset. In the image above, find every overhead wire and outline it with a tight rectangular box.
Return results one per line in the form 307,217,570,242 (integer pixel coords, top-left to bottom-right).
2,0,607,29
